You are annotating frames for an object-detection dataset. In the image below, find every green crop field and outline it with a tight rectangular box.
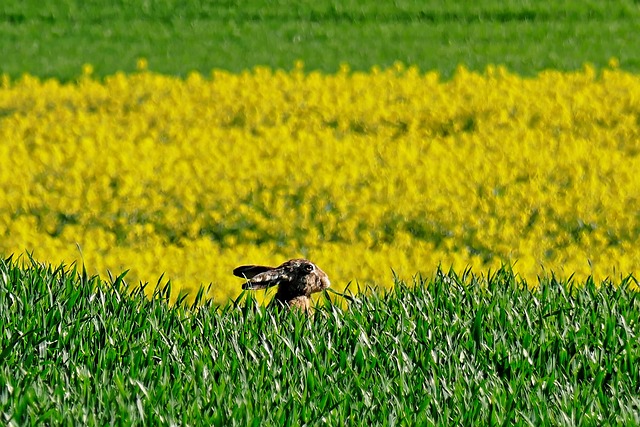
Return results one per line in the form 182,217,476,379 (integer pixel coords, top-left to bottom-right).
2,256,640,425
1,0,639,79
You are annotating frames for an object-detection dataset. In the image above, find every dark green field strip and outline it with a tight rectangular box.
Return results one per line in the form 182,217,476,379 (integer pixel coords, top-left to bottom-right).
2,0,638,22
1,0,639,80
2,256,639,425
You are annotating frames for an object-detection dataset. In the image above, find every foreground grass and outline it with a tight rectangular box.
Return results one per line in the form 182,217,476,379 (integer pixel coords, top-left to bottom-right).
1,257,639,426
1,0,639,79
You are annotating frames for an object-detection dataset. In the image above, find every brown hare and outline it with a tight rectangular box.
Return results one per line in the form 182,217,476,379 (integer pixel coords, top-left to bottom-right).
233,258,330,312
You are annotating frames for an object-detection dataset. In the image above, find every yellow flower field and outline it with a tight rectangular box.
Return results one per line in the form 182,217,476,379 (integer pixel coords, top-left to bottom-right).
1,60,639,303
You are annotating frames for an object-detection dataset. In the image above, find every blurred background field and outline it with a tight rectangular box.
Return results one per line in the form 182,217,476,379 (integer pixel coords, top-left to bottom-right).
3,64,640,304
1,0,639,80
2,0,640,304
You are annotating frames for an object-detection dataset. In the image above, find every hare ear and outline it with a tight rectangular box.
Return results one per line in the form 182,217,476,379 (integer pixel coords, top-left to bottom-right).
242,281,273,290
242,269,292,290
233,265,273,280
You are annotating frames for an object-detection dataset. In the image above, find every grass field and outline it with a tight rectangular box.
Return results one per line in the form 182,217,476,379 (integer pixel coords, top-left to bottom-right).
2,256,639,425
1,0,640,79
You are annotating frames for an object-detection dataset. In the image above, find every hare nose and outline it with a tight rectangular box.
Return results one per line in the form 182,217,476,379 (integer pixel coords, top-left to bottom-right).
323,277,331,288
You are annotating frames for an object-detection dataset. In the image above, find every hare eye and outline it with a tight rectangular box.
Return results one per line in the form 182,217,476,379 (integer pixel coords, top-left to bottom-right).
303,264,314,273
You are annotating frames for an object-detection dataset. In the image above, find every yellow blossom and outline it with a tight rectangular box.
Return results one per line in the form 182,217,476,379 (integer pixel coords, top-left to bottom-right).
0,62,639,304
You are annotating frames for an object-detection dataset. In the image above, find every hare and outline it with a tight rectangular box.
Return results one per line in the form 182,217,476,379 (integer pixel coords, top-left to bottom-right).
233,258,330,312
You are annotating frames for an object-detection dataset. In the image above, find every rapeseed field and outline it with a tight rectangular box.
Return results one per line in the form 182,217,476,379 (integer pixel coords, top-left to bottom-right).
2,60,639,303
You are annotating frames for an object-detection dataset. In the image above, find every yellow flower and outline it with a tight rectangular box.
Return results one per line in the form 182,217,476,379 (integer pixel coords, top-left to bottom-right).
136,58,148,71
1,63,640,303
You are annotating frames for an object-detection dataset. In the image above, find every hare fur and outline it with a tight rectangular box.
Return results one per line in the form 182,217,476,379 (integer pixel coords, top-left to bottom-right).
233,258,330,312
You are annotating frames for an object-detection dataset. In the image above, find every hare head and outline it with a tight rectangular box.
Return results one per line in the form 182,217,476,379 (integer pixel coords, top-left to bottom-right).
233,258,330,312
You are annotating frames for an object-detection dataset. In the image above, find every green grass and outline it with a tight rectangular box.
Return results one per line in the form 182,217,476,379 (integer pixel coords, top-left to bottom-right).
1,0,640,80
2,255,639,425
